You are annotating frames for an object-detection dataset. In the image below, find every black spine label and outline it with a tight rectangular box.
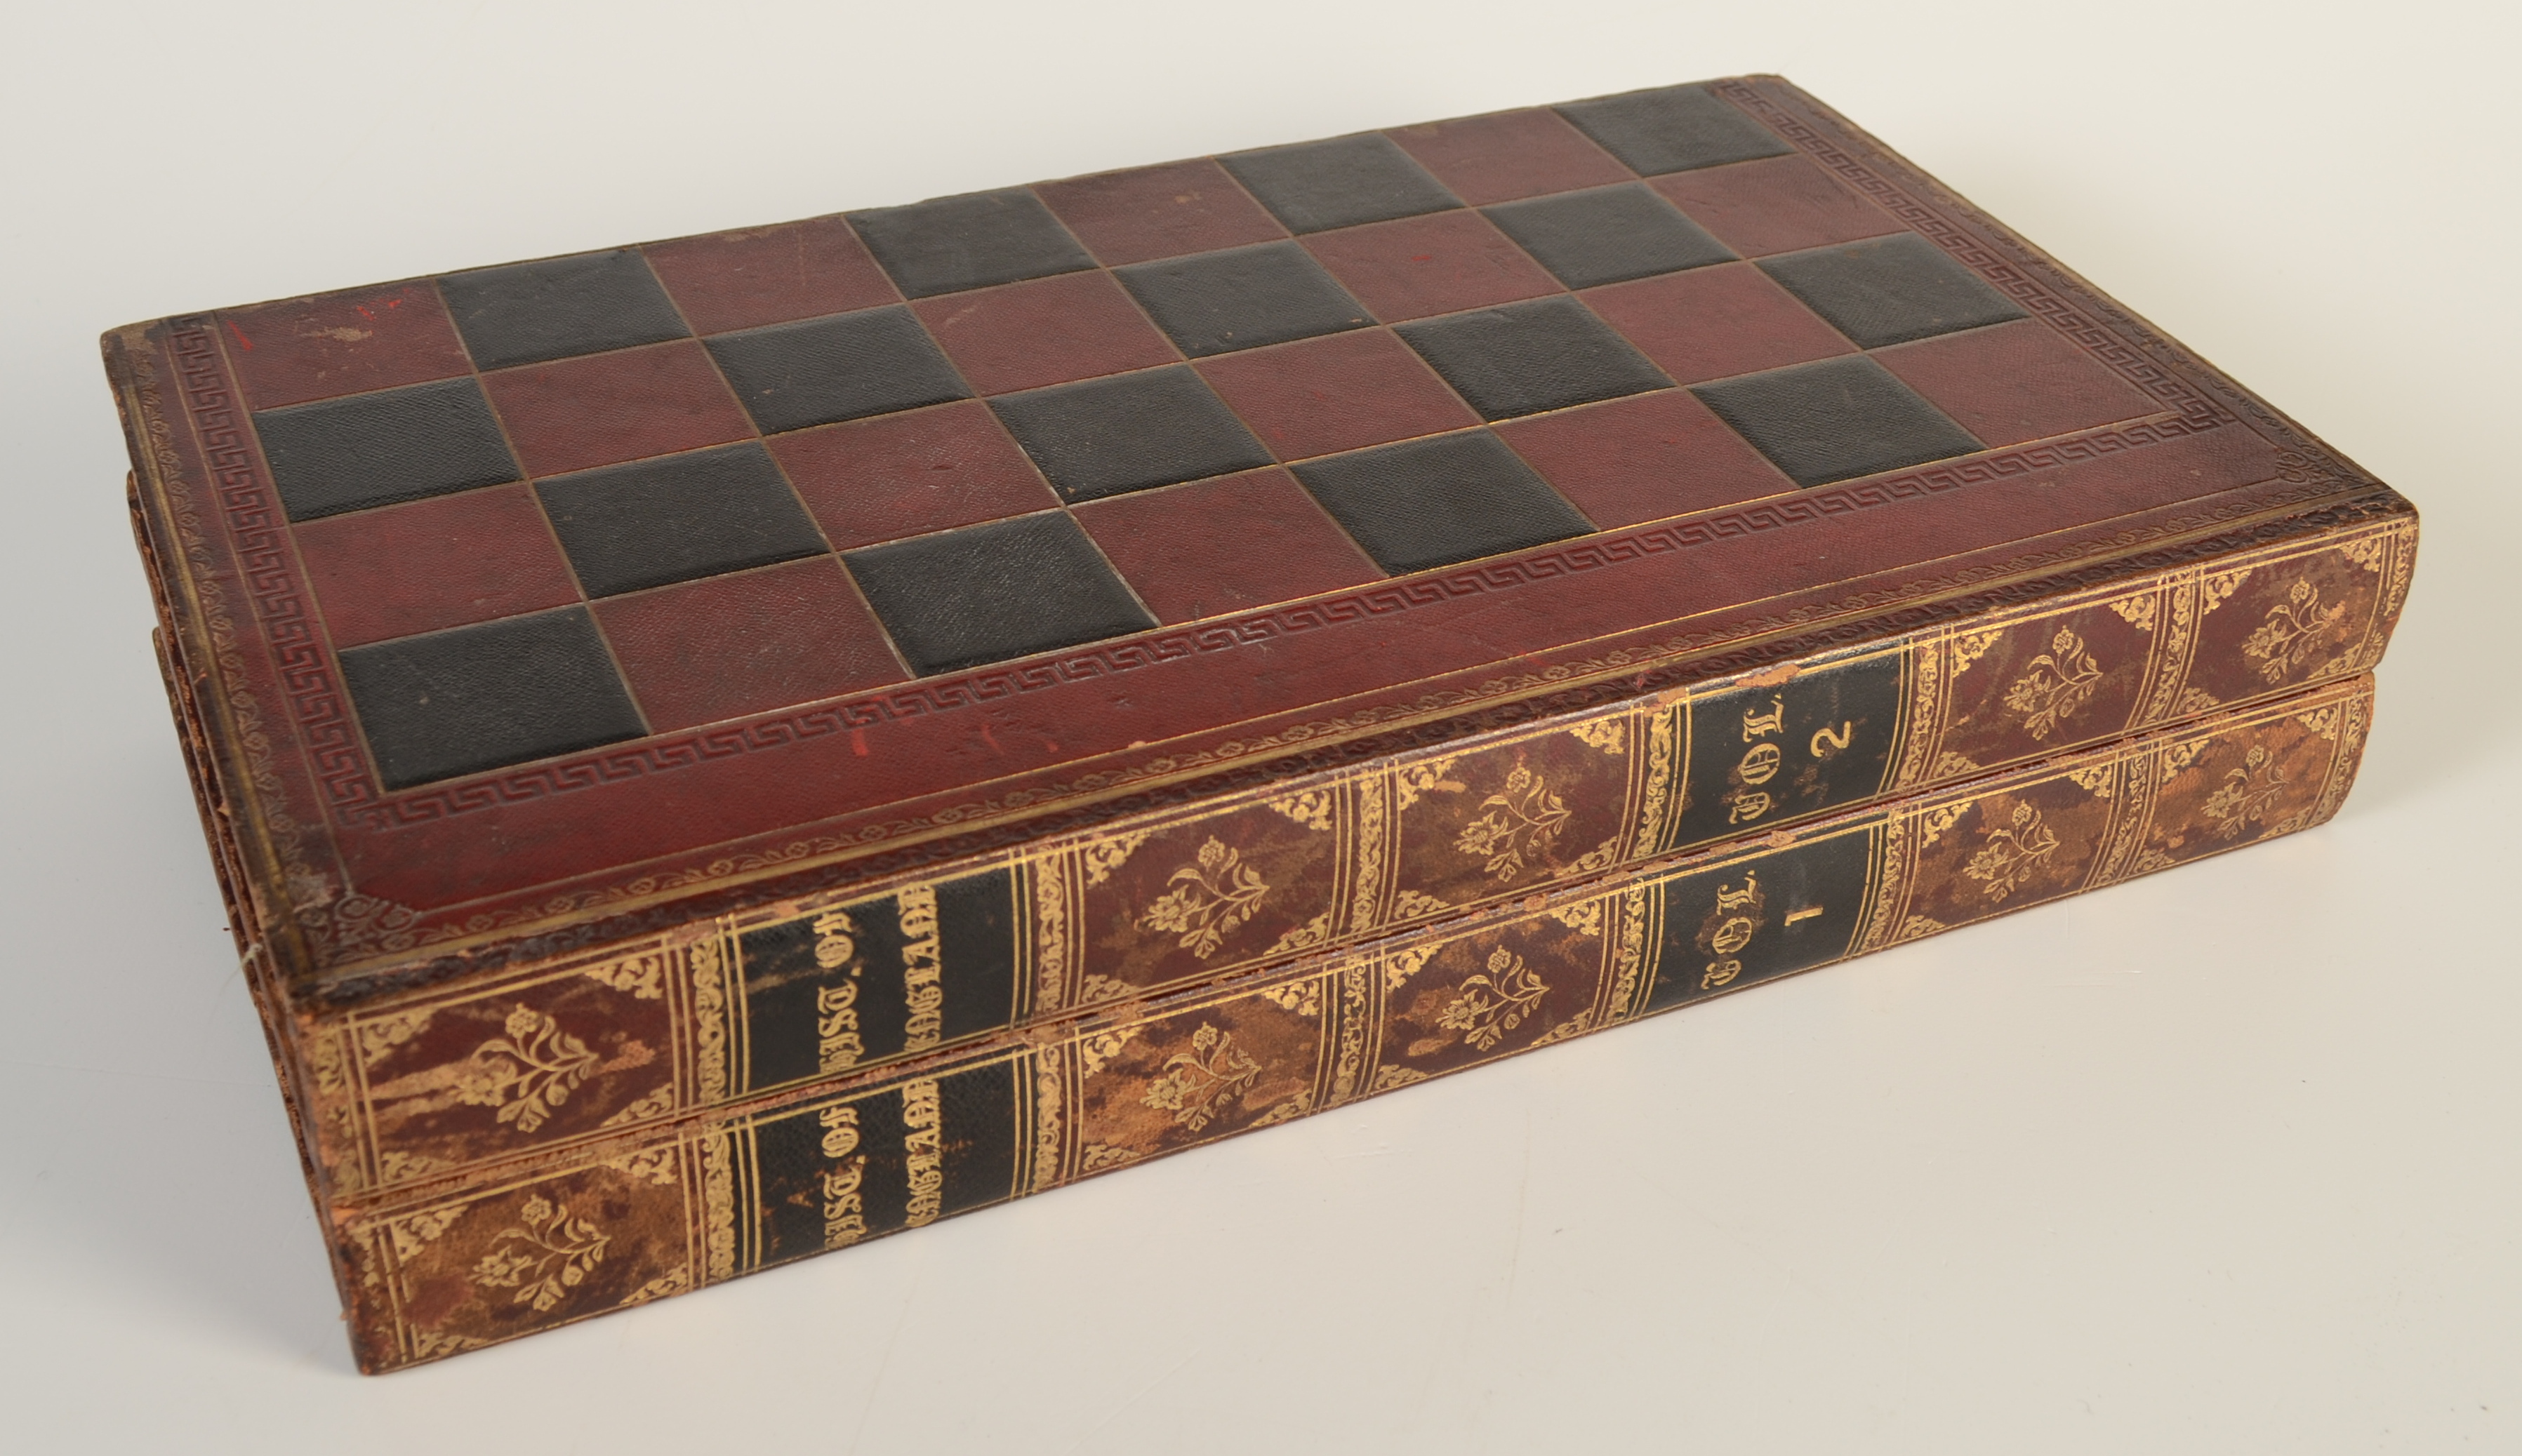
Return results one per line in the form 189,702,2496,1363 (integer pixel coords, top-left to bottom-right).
751,1058,1023,1269
735,867,1018,1095
1669,650,1902,853
1643,827,1876,1015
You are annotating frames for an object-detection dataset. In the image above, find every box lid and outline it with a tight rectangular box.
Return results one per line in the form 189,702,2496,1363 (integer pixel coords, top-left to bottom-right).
107,74,2402,996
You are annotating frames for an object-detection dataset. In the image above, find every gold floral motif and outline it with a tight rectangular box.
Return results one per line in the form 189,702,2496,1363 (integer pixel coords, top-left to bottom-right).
1082,829,1155,887
1143,1024,1263,1130
1606,887,1652,1019
581,953,665,999
1391,758,1464,811
1265,912,1334,958
2066,764,2115,799
600,1085,677,1129
1930,750,1984,780
700,1133,736,1281
406,1328,486,1362
2340,533,2391,573
2241,580,2349,683
2107,594,2158,632
1638,705,1679,846
2295,703,2345,742
1391,890,1453,921
1369,1065,1430,1094
308,1026,350,1095
604,1147,679,1187
1268,789,1336,834
355,1010,430,1069
1137,837,1270,959
2201,744,2289,839
1031,1059,1065,1195
1949,629,2003,676
1570,833,1621,875
1919,800,1975,847
471,1196,609,1314
1251,1090,1315,1126
1077,973,1133,1005
1261,979,1324,1017
1348,779,1390,937
385,1205,467,1264
2159,739,2210,780
1963,802,2062,901
620,1268,691,1307
376,1150,450,1184
1033,857,1073,1013
2132,847,2178,874
1385,943,1440,991
1455,764,1572,881
690,933,731,1104
1546,899,1606,940
2200,569,2251,615
2172,686,2220,719
451,1006,602,1134
1569,715,1626,756
2002,627,2104,740
1079,1024,1143,1078
1895,914,1951,942
1080,1143,1141,1173
1438,947,1550,1051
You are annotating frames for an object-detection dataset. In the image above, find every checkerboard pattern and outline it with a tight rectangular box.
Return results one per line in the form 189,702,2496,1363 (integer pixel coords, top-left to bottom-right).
227,81,2160,791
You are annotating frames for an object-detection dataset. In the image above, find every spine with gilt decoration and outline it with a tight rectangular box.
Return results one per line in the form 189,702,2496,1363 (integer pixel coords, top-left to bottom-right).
288,505,2412,1203
336,670,2373,1370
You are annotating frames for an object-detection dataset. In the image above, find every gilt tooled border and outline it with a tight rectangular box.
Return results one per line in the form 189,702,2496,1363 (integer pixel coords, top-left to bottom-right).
166,81,2314,839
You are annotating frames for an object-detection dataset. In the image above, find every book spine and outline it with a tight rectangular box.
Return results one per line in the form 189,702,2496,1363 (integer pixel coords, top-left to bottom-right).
308,517,2412,1198
333,672,2373,1371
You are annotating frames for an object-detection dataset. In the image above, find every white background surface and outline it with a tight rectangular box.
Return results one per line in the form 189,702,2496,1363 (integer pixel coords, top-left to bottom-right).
3,2,2515,1450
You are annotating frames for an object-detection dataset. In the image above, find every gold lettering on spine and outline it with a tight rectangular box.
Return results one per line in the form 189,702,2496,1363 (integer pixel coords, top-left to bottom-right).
812,910,866,1074
897,886,945,1053
818,1105,868,1249
901,1079,945,1227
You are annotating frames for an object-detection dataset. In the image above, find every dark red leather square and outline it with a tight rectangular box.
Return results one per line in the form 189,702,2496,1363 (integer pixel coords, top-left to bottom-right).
293,483,580,648
219,282,473,410
1073,467,1379,622
1494,389,1793,527
644,216,900,335
1302,211,1560,323
481,340,754,477
909,270,1178,395
1582,261,1853,384
1871,318,2158,446
595,556,905,731
1193,328,1477,462
1385,109,1633,206
1035,159,1289,266
1652,156,1902,258
767,399,1058,549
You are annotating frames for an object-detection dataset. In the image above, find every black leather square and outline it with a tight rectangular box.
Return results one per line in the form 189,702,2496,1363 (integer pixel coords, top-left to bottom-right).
1555,84,1793,176
843,512,1156,675
1115,241,1369,357
1294,431,1592,575
439,249,691,370
705,307,970,434
1757,234,2029,349
1219,135,1463,234
1395,297,1668,420
988,366,1273,502
1482,184,1736,290
339,606,646,789
1691,355,1984,487
534,443,829,596
846,188,1096,299
253,378,522,521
